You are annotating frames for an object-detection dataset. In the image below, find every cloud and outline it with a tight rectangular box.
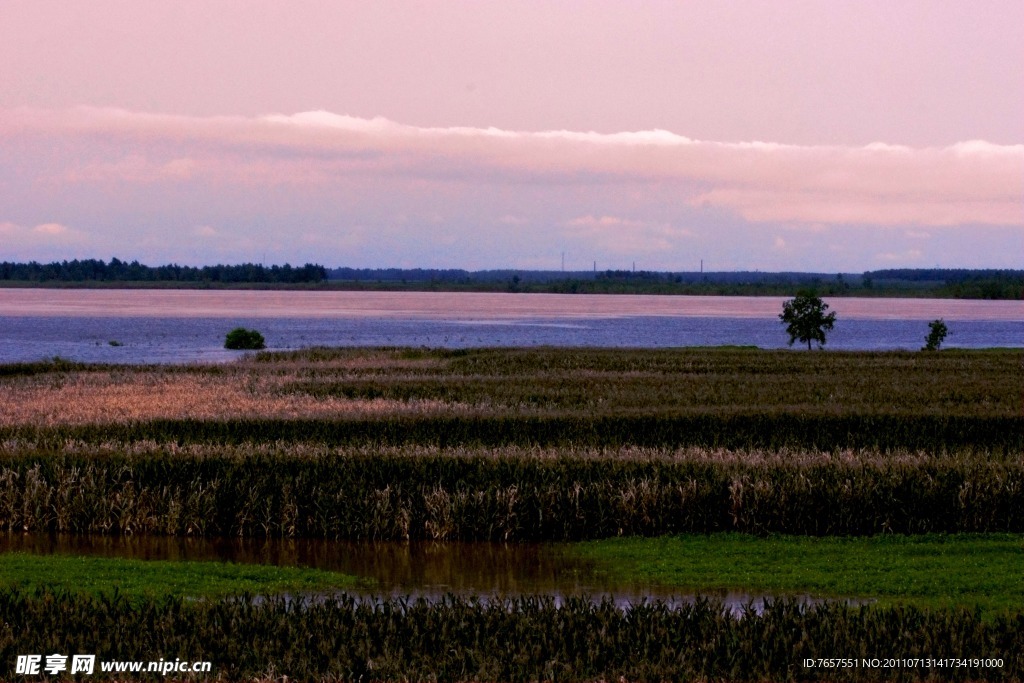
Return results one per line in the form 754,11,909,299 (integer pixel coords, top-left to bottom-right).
192,225,218,237
1,221,84,241
566,215,644,229
565,215,692,253
875,248,925,262
0,222,89,259
65,155,197,184
1,106,1022,229
32,222,71,236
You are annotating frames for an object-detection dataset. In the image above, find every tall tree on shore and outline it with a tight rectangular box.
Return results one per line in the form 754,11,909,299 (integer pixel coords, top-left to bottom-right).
779,293,837,350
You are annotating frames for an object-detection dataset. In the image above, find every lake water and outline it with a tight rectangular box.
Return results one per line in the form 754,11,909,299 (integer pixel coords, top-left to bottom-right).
1,289,1021,364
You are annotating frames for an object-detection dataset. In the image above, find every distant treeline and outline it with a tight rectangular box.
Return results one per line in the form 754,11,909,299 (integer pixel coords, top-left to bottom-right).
329,267,1024,298
863,268,1024,299
865,268,1024,282
0,258,327,284
1,260,1020,297
328,267,853,285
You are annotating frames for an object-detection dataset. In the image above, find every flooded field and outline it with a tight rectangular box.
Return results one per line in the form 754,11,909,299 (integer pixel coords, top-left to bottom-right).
0,533,843,613
1,344,1019,680
2,288,1022,320
1,290,1021,363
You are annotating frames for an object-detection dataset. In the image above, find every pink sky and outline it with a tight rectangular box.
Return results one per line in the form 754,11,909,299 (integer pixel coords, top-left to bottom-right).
1,1,1022,271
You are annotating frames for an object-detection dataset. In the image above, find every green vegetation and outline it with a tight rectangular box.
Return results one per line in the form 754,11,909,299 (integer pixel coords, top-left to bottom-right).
0,553,362,600
924,318,949,351
272,346,1022,420
0,258,326,284
0,356,92,377
779,292,837,350
0,348,1020,540
574,534,1024,615
224,326,266,350
1,589,1019,681
3,260,1022,298
2,346,1023,679
0,446,1022,539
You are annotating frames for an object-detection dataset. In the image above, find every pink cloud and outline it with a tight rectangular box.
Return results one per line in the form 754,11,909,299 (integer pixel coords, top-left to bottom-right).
0,221,88,248
2,106,1022,229
565,215,693,254
32,222,70,236
192,225,218,238
566,215,644,228
65,155,197,184
4,221,81,239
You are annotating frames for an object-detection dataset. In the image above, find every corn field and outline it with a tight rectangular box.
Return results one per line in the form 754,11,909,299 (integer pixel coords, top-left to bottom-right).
0,589,1020,681
1,446,1022,539
2,347,1022,680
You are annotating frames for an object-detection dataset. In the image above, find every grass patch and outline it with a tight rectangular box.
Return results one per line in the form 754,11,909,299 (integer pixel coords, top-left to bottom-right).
0,552,365,600
572,533,1024,616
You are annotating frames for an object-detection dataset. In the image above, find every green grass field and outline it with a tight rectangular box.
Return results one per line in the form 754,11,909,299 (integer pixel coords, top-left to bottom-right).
0,552,364,600
574,533,1024,615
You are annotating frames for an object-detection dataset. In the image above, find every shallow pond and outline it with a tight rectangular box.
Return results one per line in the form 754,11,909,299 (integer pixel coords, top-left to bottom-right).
0,533,854,614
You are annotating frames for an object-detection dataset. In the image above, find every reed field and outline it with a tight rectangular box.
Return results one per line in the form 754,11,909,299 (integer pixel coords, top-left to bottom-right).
1,346,1022,680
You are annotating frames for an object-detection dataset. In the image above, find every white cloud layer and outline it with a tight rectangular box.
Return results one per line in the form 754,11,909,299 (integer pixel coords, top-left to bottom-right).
0,221,90,261
3,106,1021,229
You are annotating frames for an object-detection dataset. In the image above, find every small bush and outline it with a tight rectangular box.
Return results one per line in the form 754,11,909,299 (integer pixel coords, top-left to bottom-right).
922,319,948,351
224,327,266,350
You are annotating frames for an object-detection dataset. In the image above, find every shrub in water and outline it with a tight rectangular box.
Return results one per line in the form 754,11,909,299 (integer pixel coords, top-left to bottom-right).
224,327,266,350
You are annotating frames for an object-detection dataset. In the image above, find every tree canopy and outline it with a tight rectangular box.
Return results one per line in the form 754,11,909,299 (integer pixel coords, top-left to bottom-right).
779,293,837,350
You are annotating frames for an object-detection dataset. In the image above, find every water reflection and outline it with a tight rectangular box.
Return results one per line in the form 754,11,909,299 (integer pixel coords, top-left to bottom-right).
0,534,599,593
1,533,855,614
1,291,1022,364
1,289,1021,321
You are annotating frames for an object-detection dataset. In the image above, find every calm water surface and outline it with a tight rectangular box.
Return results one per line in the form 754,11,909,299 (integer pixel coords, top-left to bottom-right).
0,533,842,612
0,290,1021,363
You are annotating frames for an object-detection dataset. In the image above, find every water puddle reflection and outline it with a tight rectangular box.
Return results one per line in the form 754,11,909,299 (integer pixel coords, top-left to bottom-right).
0,533,858,614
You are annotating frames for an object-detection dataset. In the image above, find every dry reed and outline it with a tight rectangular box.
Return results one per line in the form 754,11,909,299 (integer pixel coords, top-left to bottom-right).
0,370,466,426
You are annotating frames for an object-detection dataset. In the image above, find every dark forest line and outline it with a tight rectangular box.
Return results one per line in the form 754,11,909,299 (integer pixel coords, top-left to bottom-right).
1,259,1022,298
0,258,327,284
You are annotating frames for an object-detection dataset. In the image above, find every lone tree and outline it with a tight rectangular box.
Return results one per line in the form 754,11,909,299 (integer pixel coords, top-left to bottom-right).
779,292,836,350
922,319,948,351
224,327,266,350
